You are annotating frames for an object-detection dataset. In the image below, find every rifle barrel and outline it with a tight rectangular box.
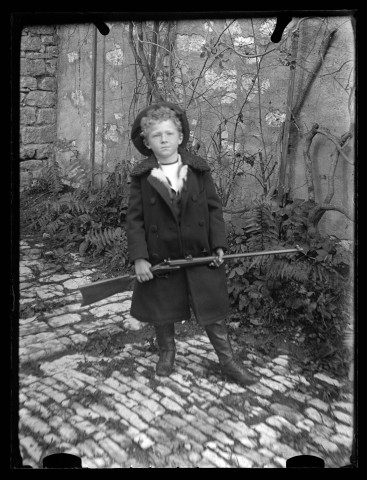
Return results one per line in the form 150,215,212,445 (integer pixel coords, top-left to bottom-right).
163,247,302,267
223,247,301,260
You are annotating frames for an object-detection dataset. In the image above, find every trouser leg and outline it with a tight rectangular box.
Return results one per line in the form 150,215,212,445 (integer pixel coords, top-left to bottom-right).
154,323,176,376
204,319,257,386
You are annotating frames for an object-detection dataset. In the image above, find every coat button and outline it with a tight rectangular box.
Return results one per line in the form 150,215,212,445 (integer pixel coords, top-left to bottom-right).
152,253,159,261
198,220,205,226
192,194,198,202
150,225,158,233
150,197,156,205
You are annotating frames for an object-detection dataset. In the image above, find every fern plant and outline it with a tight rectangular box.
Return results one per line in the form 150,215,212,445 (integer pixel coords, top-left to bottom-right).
62,157,91,189
243,199,280,251
21,158,131,272
39,156,64,194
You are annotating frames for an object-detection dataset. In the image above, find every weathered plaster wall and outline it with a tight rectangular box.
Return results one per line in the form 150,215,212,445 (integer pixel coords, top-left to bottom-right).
55,23,139,187
173,18,290,208
19,25,59,186
54,18,293,192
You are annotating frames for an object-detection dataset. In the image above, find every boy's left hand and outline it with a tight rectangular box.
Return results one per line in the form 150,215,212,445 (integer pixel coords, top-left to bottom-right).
210,248,224,268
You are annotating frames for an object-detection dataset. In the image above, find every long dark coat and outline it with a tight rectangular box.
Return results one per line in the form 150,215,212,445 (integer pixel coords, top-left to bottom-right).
126,148,229,326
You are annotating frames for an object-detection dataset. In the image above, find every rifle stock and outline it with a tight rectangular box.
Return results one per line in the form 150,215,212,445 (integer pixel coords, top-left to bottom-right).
79,274,136,306
79,246,303,306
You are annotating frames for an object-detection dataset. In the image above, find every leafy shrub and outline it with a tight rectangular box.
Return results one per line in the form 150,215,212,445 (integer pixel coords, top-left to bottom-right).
225,199,353,342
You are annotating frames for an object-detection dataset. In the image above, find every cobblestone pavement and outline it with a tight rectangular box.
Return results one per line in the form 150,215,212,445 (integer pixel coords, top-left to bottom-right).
17,237,355,468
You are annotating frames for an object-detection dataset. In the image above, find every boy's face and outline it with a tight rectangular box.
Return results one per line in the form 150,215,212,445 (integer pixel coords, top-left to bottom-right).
145,119,183,160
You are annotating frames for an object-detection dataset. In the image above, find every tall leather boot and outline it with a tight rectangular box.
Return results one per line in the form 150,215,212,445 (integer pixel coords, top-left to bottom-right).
205,319,257,386
155,324,176,376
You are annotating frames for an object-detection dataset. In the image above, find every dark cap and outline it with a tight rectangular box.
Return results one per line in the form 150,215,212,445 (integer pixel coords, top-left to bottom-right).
130,101,190,157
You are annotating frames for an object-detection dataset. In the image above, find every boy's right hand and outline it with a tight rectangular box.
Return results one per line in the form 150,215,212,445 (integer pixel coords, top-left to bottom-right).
134,258,154,283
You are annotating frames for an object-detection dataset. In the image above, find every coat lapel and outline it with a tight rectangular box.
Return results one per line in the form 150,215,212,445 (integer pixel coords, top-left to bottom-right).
135,149,210,223
147,172,177,220
179,166,191,219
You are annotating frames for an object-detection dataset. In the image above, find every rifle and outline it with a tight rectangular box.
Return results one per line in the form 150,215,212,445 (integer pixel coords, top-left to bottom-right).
79,246,303,307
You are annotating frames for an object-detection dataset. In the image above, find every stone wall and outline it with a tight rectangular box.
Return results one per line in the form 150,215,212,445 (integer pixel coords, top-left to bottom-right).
19,25,59,187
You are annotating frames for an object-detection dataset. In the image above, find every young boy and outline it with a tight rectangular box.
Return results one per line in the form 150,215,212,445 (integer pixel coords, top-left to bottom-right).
127,101,257,386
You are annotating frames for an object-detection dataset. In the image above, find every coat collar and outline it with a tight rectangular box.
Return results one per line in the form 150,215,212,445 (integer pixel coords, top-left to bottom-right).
130,148,210,177
150,161,188,195
137,149,208,223
146,157,190,223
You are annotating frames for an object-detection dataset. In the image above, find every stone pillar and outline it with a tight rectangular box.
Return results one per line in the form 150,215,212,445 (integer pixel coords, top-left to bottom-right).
20,25,59,187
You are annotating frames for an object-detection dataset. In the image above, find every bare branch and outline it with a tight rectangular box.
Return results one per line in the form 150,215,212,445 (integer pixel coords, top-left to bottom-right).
136,23,152,77
319,59,353,77
293,27,337,117
135,37,173,55
303,123,319,201
186,19,237,108
128,22,164,103
223,205,251,214
315,129,353,164
220,42,282,59
324,131,353,204
311,203,354,223
149,21,160,73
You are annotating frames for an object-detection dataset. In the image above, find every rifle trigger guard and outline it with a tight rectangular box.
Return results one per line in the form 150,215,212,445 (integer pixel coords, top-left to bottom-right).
155,272,170,279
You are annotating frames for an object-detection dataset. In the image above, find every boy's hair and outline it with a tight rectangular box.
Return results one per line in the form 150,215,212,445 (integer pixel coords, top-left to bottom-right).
140,106,183,140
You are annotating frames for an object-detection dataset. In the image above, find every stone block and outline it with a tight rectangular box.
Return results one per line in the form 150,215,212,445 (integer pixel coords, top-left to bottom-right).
48,313,82,327
21,58,46,76
26,26,56,35
304,407,323,423
36,108,56,124
21,415,51,435
45,59,58,75
41,35,56,44
266,415,302,434
89,403,120,421
269,402,304,423
22,126,56,144
38,77,57,91
332,409,353,426
20,435,44,463
308,397,330,412
20,106,37,124
202,448,231,468
160,396,184,413
22,35,42,51
116,404,148,431
181,425,208,444
20,146,36,160
20,76,38,91
25,90,57,107
36,144,54,159
133,432,155,450
46,45,59,56
59,423,78,443
25,52,52,59
314,372,343,387
310,434,340,453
